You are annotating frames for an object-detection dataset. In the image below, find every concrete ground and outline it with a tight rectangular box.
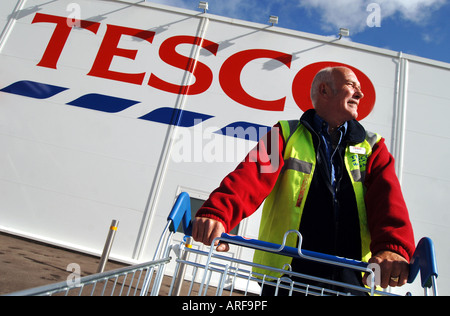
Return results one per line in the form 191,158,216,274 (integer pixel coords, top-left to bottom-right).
0,232,238,296
0,231,128,295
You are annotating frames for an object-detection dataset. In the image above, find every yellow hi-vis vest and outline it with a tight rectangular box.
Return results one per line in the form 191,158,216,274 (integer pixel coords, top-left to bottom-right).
252,120,382,279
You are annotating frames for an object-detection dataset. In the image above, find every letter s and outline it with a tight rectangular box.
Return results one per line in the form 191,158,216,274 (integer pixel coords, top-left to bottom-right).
148,36,219,95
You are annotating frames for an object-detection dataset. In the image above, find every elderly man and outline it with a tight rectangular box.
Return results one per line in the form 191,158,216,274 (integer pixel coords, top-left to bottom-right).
192,66,415,294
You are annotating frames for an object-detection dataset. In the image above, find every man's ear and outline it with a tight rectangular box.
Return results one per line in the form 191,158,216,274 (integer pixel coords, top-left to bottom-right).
319,83,329,98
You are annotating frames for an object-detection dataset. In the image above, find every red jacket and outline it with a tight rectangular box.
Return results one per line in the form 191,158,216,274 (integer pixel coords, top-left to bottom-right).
197,112,415,262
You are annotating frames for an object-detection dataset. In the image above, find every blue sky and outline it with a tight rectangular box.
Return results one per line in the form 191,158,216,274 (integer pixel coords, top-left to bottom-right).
146,0,450,64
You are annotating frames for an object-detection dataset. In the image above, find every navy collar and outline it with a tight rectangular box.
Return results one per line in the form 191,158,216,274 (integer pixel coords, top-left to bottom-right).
300,109,366,145
312,114,348,138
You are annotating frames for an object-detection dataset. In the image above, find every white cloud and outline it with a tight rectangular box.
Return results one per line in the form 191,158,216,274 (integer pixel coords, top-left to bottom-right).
378,0,446,22
297,0,446,34
146,0,446,37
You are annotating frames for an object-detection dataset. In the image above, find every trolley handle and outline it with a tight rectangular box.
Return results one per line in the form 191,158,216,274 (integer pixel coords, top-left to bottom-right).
219,233,438,286
167,192,192,236
219,233,368,269
407,237,438,287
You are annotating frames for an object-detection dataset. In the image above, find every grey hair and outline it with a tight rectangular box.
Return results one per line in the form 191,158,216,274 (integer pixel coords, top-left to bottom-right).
310,67,338,107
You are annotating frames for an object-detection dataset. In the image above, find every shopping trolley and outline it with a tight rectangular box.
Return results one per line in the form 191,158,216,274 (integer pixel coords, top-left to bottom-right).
160,193,439,296
6,192,438,296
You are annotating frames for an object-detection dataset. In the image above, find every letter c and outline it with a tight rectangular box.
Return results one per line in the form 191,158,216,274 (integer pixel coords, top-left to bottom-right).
219,49,292,111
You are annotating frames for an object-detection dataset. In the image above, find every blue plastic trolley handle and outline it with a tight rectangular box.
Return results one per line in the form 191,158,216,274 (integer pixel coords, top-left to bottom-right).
167,192,438,288
219,234,438,287
167,192,192,236
219,233,368,269
407,237,438,287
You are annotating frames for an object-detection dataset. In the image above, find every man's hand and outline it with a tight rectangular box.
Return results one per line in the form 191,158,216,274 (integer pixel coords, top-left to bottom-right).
192,217,229,252
363,251,409,288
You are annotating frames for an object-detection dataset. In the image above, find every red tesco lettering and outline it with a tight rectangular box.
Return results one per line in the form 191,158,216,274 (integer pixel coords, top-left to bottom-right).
31,13,375,118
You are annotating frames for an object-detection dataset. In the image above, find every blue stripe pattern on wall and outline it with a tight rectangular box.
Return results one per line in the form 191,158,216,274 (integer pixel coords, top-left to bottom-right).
1,80,268,141
0,80,68,99
140,107,214,127
215,121,271,142
67,93,140,113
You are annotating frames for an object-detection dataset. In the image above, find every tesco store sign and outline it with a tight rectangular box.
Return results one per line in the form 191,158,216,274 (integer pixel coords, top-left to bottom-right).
32,13,375,120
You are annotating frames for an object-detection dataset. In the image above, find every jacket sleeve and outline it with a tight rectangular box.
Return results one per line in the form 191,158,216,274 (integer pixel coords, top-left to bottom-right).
364,138,415,262
195,124,285,232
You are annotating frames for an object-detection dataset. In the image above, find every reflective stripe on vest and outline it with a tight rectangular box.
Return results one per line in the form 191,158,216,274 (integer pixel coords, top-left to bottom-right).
252,120,381,279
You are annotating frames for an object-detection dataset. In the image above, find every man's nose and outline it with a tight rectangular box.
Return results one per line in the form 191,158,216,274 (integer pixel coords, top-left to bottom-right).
355,87,364,99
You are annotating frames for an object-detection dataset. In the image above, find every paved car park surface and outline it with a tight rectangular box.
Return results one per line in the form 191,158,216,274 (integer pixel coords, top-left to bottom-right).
0,232,128,295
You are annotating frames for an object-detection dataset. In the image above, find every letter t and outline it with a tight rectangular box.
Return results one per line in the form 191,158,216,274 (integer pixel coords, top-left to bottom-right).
32,13,101,69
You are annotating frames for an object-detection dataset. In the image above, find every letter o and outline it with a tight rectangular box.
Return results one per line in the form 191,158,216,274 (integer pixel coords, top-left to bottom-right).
292,62,376,121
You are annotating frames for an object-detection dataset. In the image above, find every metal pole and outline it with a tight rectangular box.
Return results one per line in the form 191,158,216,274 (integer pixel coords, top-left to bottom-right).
172,237,193,296
97,220,119,273
132,16,211,261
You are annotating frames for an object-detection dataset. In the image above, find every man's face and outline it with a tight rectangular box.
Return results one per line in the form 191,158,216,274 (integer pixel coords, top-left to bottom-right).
328,68,364,122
